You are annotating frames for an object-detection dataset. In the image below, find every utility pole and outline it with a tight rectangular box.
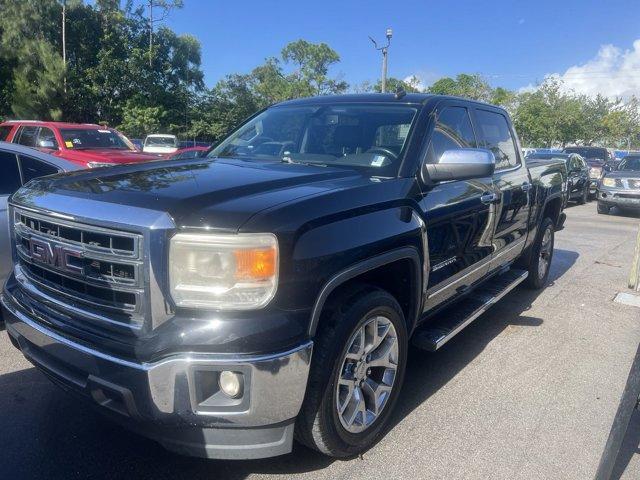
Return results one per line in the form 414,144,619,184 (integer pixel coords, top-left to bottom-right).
369,28,393,93
149,0,154,67
61,0,67,94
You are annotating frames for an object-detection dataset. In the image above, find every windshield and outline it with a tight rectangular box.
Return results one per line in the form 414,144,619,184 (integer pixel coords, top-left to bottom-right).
145,136,178,147
60,129,132,150
618,157,640,171
208,104,418,176
563,147,607,161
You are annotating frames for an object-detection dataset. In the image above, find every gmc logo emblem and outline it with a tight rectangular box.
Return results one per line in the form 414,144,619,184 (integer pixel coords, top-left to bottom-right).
27,238,83,275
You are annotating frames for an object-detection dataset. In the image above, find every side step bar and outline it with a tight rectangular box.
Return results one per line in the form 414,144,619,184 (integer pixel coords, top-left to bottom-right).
412,269,529,351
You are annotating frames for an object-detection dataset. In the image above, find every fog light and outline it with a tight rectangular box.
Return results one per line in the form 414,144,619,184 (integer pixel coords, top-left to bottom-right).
219,371,243,398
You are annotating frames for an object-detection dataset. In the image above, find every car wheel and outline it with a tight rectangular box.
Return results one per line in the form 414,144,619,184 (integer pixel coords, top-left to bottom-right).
524,217,555,290
597,201,609,215
296,286,408,457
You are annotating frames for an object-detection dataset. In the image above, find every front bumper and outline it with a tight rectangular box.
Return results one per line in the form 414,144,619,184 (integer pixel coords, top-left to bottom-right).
598,188,640,210
1,291,313,459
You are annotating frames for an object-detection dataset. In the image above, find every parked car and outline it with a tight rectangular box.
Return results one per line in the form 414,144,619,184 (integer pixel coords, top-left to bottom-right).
167,146,209,160
527,152,590,204
0,142,80,292
0,121,157,168
563,146,616,169
597,154,640,214
143,134,179,155
1,94,567,460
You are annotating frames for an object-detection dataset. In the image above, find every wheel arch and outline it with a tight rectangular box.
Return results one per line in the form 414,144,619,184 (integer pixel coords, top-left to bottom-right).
307,247,423,338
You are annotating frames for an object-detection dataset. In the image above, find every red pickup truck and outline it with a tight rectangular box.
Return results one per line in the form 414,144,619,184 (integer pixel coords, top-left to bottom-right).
0,121,158,168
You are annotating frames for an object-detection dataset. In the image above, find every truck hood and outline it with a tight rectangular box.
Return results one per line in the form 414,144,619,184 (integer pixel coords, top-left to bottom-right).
11,157,367,231
54,148,158,165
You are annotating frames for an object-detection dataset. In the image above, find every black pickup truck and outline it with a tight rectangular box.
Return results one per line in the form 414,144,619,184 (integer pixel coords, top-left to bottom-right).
1,94,566,460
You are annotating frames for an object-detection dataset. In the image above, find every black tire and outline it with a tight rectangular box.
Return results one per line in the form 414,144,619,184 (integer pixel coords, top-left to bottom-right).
578,186,588,205
524,217,555,290
597,201,609,215
296,286,408,458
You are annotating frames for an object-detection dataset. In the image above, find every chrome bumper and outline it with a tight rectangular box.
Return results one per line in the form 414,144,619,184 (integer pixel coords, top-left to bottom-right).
598,188,640,207
1,291,313,459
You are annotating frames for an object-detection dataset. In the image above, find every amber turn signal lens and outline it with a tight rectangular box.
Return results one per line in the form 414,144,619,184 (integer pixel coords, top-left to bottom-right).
234,247,277,280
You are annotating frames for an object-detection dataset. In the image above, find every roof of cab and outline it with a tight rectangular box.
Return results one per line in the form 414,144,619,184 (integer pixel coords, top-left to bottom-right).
274,93,505,111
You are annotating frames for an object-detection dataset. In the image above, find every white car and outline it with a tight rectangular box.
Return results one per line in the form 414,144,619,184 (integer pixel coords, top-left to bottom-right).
142,134,179,155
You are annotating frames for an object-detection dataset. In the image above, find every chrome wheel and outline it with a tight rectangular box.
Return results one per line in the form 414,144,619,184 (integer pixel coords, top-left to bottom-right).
538,226,553,279
336,315,399,434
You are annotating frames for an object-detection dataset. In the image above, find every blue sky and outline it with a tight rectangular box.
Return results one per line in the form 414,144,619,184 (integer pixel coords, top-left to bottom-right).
164,0,640,95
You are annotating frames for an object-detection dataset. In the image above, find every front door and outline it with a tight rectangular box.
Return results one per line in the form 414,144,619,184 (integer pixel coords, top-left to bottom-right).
473,108,530,270
418,102,496,311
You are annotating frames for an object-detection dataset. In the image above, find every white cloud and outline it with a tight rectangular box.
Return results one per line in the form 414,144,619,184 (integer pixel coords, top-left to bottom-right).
524,40,640,99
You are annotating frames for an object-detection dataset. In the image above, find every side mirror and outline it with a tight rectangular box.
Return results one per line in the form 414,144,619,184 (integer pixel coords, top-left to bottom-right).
424,148,496,182
38,139,55,149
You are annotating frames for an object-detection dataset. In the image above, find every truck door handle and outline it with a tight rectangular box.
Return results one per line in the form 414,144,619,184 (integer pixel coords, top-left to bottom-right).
521,182,532,192
480,193,499,204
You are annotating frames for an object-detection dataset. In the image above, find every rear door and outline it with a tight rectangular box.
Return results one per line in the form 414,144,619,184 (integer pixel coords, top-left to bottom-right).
473,107,531,270
0,150,24,283
418,100,496,311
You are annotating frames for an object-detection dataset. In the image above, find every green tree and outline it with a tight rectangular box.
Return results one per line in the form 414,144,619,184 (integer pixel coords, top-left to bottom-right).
428,74,493,102
371,76,422,93
281,39,347,96
118,101,167,137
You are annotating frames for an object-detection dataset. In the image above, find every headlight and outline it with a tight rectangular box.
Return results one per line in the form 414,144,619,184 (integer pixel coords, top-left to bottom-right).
87,162,117,168
602,178,616,187
589,167,602,179
169,233,278,309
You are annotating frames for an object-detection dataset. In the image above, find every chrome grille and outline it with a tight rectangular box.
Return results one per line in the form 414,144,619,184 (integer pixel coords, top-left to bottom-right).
615,178,625,188
627,179,640,190
12,208,145,328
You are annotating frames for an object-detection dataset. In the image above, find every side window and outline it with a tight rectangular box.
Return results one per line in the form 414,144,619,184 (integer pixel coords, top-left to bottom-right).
37,127,59,149
0,151,22,194
475,109,519,170
15,126,39,147
18,155,59,184
0,125,12,141
427,106,476,163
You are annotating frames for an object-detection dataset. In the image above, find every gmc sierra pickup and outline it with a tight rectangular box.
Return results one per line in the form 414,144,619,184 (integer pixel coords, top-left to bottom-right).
1,94,567,460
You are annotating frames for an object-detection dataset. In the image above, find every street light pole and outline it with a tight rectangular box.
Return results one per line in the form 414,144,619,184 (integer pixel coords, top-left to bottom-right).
369,28,393,93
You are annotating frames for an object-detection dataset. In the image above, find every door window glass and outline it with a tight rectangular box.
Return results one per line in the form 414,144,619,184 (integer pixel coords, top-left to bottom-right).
19,155,59,183
37,127,59,149
15,126,39,147
428,106,476,163
0,151,22,194
0,125,12,141
475,110,519,170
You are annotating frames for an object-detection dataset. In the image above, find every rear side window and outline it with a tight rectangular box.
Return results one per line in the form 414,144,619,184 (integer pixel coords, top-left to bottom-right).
19,155,59,183
37,127,59,149
475,109,519,170
0,125,12,141
0,151,22,194
15,126,39,147
427,106,476,163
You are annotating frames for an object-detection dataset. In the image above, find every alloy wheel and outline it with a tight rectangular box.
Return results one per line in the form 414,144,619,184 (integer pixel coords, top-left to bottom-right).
335,315,399,434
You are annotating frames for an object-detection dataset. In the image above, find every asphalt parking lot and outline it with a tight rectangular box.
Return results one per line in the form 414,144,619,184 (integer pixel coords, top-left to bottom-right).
1,203,640,480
